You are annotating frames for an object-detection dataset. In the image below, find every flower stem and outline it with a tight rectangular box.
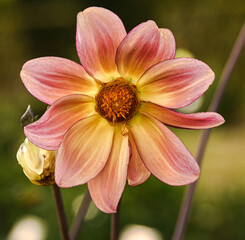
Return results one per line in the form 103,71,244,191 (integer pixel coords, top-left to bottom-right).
172,22,245,240
51,184,70,240
110,200,121,240
69,189,92,240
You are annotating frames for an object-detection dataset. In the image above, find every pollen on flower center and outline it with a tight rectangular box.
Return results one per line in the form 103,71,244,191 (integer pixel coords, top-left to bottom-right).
95,78,140,124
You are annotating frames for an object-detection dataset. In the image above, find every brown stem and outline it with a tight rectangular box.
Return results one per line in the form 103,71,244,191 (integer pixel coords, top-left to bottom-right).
172,22,245,240
51,184,70,240
110,200,121,240
69,190,92,240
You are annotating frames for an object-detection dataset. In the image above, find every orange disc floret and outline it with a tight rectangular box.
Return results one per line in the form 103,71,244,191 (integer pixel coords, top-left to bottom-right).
95,78,140,124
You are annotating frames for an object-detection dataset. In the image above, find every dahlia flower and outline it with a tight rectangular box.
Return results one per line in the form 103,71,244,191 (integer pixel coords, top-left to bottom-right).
21,7,224,213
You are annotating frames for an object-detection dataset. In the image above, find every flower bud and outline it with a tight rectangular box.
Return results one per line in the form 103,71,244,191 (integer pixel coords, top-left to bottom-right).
17,138,55,186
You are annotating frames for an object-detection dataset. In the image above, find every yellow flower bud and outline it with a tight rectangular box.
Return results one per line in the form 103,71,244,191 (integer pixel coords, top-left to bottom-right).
17,138,55,186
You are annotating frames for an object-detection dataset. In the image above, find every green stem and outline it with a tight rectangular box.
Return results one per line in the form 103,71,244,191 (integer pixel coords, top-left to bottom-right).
110,200,121,240
69,190,92,240
51,184,70,240
172,22,245,240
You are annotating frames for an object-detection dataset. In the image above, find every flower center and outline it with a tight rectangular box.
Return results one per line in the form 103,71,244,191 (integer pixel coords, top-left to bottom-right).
95,78,140,124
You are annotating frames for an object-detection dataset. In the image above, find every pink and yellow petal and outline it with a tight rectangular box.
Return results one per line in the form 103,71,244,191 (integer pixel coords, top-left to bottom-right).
21,57,98,105
127,134,150,186
24,94,95,151
76,7,126,82
88,125,129,213
129,113,200,186
137,58,215,109
140,102,224,129
55,115,114,188
116,21,175,84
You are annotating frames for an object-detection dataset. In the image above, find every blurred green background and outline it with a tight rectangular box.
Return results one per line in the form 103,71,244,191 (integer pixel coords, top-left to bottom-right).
1,0,245,239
